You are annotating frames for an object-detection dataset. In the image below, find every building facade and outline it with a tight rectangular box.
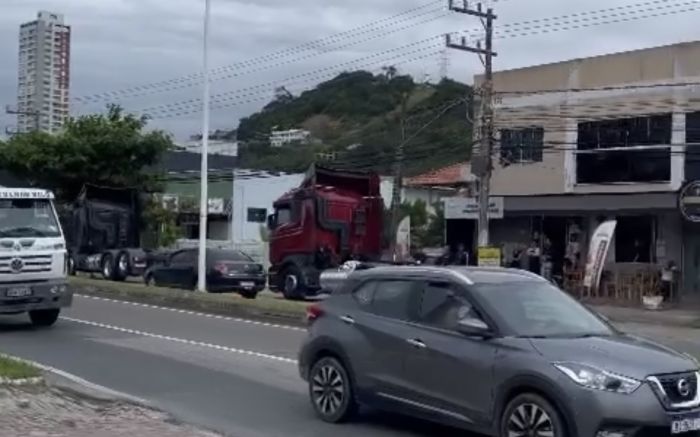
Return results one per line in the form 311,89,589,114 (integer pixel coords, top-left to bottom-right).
269,129,311,147
470,41,700,299
17,11,70,133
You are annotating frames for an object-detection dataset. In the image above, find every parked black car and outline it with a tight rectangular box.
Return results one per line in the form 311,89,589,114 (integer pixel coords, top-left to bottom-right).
143,248,265,298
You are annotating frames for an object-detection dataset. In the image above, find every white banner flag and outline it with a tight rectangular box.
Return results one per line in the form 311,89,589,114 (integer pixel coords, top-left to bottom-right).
583,220,617,291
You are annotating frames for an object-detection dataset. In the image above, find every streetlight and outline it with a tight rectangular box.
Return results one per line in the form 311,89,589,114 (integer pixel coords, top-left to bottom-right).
197,0,211,292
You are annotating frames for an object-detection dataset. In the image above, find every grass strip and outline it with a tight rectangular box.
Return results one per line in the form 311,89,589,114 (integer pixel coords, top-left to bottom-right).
69,275,309,325
0,356,41,380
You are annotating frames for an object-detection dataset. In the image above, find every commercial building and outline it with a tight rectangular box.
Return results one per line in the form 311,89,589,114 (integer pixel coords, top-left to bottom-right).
17,11,70,133
463,40,700,300
269,129,311,147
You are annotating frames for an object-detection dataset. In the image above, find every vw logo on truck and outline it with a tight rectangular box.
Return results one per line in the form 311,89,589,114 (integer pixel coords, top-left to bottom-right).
9,257,24,273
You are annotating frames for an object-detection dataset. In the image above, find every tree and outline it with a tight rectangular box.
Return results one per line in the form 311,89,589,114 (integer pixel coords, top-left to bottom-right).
0,104,173,201
142,196,182,248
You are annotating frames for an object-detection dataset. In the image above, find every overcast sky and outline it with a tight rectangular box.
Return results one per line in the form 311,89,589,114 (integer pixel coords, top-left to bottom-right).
1,0,699,141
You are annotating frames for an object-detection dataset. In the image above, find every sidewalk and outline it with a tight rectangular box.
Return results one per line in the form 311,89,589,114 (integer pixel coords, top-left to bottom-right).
0,386,220,437
590,303,700,328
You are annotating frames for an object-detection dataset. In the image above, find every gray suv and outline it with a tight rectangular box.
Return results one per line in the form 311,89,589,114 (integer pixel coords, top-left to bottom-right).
298,266,700,437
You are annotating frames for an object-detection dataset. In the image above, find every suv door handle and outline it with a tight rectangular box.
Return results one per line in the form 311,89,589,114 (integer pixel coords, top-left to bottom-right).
340,315,355,325
406,338,426,349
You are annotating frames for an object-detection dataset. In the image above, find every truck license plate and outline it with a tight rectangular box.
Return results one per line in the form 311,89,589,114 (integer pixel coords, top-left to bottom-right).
6,287,32,298
672,416,700,434
240,281,255,289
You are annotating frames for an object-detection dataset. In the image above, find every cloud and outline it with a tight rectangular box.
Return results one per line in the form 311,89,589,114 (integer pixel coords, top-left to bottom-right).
1,0,699,140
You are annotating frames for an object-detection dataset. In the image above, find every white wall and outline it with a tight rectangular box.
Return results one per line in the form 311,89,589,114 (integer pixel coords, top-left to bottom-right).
232,173,305,243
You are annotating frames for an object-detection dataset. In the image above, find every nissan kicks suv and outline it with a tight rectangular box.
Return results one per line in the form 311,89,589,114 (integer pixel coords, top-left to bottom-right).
298,266,700,437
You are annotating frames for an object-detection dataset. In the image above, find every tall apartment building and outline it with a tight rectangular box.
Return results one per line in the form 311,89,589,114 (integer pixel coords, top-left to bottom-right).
17,11,71,133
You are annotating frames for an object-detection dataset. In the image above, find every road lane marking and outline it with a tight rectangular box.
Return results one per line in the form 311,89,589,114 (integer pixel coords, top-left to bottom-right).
74,294,305,332
61,317,298,365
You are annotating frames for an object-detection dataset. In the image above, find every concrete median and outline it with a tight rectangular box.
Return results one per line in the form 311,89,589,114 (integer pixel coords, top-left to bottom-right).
69,276,309,326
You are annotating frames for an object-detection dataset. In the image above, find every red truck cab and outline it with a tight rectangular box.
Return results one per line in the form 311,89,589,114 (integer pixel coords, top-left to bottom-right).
267,165,383,299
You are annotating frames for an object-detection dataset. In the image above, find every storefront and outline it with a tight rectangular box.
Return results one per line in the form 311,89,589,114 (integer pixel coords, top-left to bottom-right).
444,192,687,300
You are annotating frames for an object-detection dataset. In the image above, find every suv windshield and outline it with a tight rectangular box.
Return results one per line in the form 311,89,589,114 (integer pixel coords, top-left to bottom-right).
473,281,614,338
0,199,61,238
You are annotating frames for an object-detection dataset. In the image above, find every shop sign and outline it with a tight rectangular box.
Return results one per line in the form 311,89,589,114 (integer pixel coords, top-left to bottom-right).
208,198,224,214
583,220,617,291
444,197,504,220
679,181,700,223
478,246,501,267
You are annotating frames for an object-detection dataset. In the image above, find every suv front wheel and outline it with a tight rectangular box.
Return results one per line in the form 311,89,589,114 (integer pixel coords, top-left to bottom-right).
308,356,357,423
500,393,565,437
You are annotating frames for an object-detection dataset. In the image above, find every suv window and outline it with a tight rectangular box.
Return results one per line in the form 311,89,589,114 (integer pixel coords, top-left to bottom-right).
419,281,481,331
354,279,419,321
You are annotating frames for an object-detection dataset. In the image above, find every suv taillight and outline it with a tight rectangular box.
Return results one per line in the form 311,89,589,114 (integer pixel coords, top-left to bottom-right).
306,304,324,324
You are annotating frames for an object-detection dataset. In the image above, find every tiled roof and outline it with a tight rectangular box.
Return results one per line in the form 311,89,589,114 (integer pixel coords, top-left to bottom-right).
404,162,471,187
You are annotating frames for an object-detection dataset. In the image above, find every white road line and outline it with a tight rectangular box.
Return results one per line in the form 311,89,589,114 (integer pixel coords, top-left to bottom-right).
60,317,298,365
74,294,305,332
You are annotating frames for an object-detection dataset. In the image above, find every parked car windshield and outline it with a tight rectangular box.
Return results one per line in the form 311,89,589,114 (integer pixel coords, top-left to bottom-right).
0,199,61,238
472,281,614,338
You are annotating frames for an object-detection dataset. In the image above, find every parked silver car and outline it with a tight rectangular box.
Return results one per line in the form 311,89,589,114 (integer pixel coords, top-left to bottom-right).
298,266,700,437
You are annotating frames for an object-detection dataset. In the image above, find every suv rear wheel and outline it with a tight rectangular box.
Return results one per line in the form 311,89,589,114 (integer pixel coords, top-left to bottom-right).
500,393,565,437
308,356,357,423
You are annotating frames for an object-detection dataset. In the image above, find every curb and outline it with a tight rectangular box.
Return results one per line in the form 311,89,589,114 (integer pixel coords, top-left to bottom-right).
0,352,152,407
0,353,45,387
0,376,44,386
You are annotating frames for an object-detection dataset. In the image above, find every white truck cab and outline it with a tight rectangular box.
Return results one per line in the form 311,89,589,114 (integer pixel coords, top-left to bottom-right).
0,188,72,327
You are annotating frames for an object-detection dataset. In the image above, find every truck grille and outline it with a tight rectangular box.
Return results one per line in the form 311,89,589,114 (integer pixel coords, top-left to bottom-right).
0,255,53,274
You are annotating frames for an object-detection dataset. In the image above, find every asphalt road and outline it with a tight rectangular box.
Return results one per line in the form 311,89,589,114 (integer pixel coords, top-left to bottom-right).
1,295,699,437
0,295,464,437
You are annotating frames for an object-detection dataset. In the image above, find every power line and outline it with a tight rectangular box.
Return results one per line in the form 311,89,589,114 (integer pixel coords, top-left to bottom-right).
137,38,443,117
73,1,446,104
146,46,446,119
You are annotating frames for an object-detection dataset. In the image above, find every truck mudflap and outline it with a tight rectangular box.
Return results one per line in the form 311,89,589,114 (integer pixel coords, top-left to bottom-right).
0,280,72,314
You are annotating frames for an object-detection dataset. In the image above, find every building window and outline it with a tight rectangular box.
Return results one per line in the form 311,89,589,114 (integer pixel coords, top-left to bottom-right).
500,127,544,163
576,114,672,184
247,208,267,223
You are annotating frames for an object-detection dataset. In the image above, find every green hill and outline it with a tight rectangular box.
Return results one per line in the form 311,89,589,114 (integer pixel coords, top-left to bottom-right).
236,70,473,175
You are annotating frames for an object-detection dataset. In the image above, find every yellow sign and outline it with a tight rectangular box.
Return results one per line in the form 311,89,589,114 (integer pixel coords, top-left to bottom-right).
478,247,501,267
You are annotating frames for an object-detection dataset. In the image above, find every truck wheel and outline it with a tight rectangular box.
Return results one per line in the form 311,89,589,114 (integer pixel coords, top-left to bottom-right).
101,254,114,280
29,309,60,327
282,266,306,300
68,255,76,276
114,252,129,281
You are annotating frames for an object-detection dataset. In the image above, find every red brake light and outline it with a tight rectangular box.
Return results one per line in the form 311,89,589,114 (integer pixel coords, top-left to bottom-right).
306,304,324,324
213,262,228,275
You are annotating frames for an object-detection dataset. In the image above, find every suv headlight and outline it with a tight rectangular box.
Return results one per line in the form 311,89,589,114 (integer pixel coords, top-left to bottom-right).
553,362,641,394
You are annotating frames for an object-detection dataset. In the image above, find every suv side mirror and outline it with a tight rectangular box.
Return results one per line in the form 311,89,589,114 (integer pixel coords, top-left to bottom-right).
456,317,493,338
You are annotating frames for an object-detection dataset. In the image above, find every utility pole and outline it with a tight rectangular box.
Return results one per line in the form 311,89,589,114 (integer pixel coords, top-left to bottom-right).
5,105,40,134
197,0,212,293
446,0,497,247
390,95,408,262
